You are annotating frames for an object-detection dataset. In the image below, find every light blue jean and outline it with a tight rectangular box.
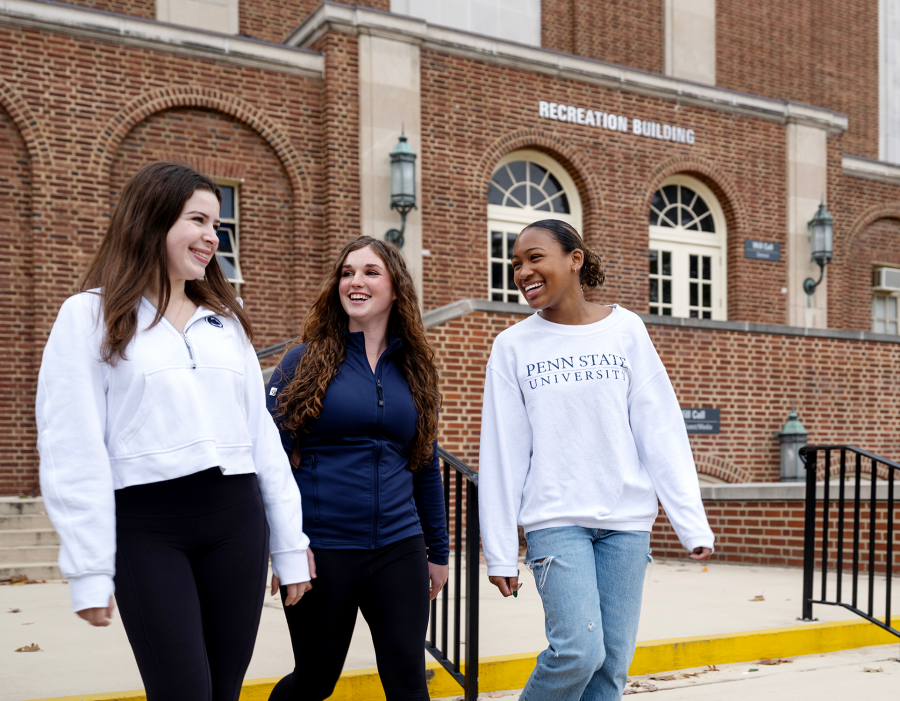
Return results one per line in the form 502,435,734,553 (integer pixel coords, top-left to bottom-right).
520,527,651,701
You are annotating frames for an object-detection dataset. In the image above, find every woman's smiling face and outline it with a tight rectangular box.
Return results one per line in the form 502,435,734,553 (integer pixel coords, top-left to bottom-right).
511,226,582,310
338,245,397,330
165,188,220,284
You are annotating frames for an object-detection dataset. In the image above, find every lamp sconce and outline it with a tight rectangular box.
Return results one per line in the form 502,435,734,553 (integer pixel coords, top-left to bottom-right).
803,203,834,295
384,133,417,249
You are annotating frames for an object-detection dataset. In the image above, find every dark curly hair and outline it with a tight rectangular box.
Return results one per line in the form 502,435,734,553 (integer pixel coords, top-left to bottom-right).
275,236,441,472
523,219,605,288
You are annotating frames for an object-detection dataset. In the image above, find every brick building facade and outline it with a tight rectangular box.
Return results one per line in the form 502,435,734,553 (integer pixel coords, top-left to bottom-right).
1,1,898,563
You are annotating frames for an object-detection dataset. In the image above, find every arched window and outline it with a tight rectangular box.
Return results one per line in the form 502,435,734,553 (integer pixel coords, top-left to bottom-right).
487,150,582,303
648,175,727,320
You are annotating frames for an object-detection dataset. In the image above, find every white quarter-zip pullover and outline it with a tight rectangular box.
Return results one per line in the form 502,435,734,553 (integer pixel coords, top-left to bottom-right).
478,305,715,578
37,292,309,612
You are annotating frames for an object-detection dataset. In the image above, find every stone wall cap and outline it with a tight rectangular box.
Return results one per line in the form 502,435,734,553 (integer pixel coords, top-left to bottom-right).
700,481,900,501
289,2,848,132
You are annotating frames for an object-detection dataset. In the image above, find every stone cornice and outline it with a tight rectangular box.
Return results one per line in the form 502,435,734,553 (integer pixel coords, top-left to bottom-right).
289,2,847,133
422,299,900,344
842,154,900,186
0,0,323,78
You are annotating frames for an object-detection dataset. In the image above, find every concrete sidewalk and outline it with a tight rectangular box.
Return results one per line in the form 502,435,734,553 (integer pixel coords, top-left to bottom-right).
433,644,900,700
1,558,896,701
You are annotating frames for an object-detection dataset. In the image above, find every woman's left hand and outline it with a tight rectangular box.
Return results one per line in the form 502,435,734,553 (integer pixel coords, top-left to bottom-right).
428,563,449,600
689,547,713,561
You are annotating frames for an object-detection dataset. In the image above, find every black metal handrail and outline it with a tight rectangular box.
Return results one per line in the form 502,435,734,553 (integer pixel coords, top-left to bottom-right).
799,445,897,637
257,340,291,361
428,446,480,700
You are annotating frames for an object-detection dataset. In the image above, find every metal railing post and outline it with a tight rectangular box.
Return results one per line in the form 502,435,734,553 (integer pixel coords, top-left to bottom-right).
464,480,480,700
801,447,817,621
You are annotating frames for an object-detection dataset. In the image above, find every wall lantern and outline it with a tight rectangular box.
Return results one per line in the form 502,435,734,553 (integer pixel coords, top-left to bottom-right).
384,132,417,249
803,203,834,295
776,407,808,482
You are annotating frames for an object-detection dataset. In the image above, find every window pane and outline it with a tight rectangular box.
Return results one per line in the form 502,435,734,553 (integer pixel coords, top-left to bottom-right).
553,192,570,213
492,167,513,191
491,262,502,289
508,161,527,182
651,191,665,212
491,231,503,258
662,251,671,276
692,196,709,218
217,227,234,254
507,232,517,259
534,199,552,212
219,186,234,220
662,308,672,316
492,292,503,302
690,282,698,307
875,296,886,316
703,311,711,319
662,279,672,304
650,208,660,226
874,318,886,333
890,321,898,335
690,255,698,279
649,250,658,275
528,162,547,185
890,297,898,318
508,184,528,206
650,306,659,315
488,182,505,205
507,269,518,291
544,173,562,197
529,185,543,208
662,185,678,207
702,283,711,308
702,256,711,280
649,279,658,303
217,254,237,280
699,213,715,232
690,310,699,318
684,215,699,231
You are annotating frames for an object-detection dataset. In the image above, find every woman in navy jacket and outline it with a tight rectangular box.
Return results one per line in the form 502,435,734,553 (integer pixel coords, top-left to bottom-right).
266,236,449,701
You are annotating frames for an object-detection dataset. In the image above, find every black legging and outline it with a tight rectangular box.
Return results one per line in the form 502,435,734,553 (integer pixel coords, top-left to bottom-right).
114,467,270,701
268,535,431,701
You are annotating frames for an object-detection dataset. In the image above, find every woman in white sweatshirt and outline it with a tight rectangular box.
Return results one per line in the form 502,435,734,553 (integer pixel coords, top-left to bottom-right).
36,162,311,701
478,219,714,701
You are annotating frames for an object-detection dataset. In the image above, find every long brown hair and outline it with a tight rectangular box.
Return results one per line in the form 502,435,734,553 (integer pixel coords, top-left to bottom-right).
277,237,441,471
81,161,253,364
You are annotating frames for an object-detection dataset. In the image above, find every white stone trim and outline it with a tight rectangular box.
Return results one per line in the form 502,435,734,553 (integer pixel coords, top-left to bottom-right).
842,154,900,186
288,2,847,133
699,481,900,501
0,0,323,77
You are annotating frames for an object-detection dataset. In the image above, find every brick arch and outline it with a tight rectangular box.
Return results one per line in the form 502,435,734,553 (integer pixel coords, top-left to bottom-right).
475,128,604,235
693,453,751,484
644,155,750,237
89,87,308,201
845,204,900,249
0,77,52,168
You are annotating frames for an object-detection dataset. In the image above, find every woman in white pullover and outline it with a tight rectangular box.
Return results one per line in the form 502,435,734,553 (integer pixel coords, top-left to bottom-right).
36,162,311,701
479,219,714,701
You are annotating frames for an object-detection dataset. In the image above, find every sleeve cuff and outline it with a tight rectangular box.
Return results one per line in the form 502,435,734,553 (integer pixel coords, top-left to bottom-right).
271,550,311,585
487,564,520,578
426,553,449,566
68,573,115,613
684,536,715,554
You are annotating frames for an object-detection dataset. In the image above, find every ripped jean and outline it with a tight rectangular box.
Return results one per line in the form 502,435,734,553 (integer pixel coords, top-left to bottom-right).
520,527,651,701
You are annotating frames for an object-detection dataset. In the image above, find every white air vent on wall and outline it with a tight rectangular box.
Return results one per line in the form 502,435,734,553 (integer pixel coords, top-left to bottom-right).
873,267,900,291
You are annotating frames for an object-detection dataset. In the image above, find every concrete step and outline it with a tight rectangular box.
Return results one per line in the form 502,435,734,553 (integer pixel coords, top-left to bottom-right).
0,514,53,530
0,544,59,564
0,497,44,516
0,528,60,547
0,562,62,581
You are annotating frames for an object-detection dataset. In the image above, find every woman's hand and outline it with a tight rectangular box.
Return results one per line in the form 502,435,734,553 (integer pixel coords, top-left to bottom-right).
270,547,317,605
428,563,449,600
76,596,116,627
689,547,713,562
488,575,521,598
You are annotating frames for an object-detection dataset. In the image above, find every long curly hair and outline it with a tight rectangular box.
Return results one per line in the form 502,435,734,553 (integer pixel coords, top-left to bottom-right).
81,161,252,364
276,237,441,471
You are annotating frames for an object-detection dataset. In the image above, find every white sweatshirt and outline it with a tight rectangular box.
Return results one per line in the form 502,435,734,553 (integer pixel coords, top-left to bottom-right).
36,292,310,612
478,305,715,577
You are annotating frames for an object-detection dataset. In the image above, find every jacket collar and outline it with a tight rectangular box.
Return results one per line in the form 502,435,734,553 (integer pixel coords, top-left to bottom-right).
345,330,403,356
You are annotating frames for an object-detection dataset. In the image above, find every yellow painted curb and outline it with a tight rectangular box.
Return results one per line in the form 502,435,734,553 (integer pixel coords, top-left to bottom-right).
26,617,897,701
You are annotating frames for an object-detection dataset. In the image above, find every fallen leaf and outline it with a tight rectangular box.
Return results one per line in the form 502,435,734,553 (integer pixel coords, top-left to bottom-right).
642,682,659,692
748,668,759,672
701,567,708,572
750,595,765,602
15,643,41,652
7,608,20,613
759,658,793,665
706,665,719,672
862,667,883,673
630,681,642,688
488,694,506,699
648,675,676,681
623,690,637,695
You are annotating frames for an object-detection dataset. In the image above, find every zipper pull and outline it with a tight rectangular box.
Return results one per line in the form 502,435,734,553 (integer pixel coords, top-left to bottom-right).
376,380,384,407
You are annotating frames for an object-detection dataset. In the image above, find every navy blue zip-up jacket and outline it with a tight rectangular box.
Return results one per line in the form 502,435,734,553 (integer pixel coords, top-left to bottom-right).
265,332,449,565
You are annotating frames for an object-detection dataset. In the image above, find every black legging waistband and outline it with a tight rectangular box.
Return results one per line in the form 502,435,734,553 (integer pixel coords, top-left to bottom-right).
115,467,260,517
